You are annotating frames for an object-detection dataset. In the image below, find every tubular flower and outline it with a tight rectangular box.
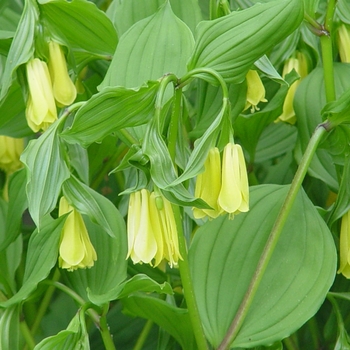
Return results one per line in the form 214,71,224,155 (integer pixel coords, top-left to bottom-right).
337,24,350,63
193,148,222,219
58,196,97,271
193,143,249,220
48,41,77,106
244,70,267,113
0,136,24,174
338,210,350,278
26,58,57,132
127,189,182,267
276,52,308,124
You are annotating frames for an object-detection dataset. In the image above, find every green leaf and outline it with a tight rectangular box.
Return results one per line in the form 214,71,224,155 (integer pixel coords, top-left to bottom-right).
189,185,336,348
100,1,194,88
0,0,38,100
188,0,303,84
62,175,125,238
20,120,70,227
122,294,196,350
38,0,117,57
61,82,160,147
0,305,20,350
294,63,350,190
337,0,350,24
0,169,27,252
61,218,127,305
0,216,66,308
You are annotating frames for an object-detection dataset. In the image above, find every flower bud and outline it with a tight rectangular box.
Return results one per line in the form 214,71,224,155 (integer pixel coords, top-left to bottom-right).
337,24,350,63
0,136,24,174
244,70,267,113
338,210,350,278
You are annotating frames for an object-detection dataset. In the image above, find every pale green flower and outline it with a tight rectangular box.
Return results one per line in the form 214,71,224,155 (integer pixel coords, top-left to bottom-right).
193,147,222,219
58,197,97,271
244,70,267,113
218,143,249,219
0,136,24,174
127,189,182,267
337,24,350,63
48,41,77,106
26,58,57,132
338,210,350,278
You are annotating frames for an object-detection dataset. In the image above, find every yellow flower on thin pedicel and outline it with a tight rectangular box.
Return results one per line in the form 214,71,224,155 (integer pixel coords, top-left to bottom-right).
58,196,97,271
218,143,249,219
244,70,268,113
193,147,222,219
337,24,350,63
48,41,77,106
26,58,57,132
127,189,182,267
276,52,308,124
0,136,24,174
338,210,350,278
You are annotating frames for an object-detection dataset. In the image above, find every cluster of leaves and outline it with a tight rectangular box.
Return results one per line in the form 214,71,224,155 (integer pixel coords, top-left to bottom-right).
0,0,350,349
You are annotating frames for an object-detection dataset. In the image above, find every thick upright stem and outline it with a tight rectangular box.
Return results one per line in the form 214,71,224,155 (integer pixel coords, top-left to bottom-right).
218,124,328,349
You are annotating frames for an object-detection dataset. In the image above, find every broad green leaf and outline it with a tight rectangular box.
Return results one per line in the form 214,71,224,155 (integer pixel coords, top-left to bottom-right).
61,218,127,305
100,2,194,89
0,216,66,308
89,274,173,304
0,81,32,138
0,30,13,56
20,120,70,227
61,82,159,147
189,185,336,348
0,0,38,100
254,56,284,85
0,169,27,252
67,143,89,185
188,0,303,84
122,294,196,350
62,175,125,238
108,0,202,36
294,63,350,190
337,0,350,24
38,0,117,57
0,305,20,350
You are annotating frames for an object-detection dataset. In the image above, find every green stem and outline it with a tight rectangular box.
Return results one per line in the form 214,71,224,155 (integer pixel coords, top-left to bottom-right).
168,88,182,163
20,320,36,350
133,320,154,350
218,123,328,349
173,205,208,350
99,304,116,350
283,336,299,350
320,0,337,103
30,269,61,336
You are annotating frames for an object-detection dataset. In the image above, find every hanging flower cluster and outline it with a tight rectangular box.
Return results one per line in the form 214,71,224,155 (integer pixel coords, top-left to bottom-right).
276,51,308,124
244,69,268,113
58,196,97,271
0,136,24,174
127,189,182,267
25,41,77,132
193,142,249,220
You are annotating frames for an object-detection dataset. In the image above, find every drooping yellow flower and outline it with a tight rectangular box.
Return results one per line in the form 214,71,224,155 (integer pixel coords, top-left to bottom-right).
58,196,97,271
193,148,222,219
193,143,249,220
337,24,350,63
26,58,57,132
244,70,268,113
218,143,249,218
276,52,308,124
127,189,182,267
48,41,77,106
0,136,24,174
338,210,350,278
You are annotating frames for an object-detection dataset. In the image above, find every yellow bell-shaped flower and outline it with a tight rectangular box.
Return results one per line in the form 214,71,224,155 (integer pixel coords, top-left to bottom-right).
276,52,308,124
338,210,350,278
26,58,57,132
0,136,24,174
193,147,222,219
244,70,267,113
48,41,77,106
337,24,350,63
127,189,182,267
58,196,97,271
218,143,249,219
